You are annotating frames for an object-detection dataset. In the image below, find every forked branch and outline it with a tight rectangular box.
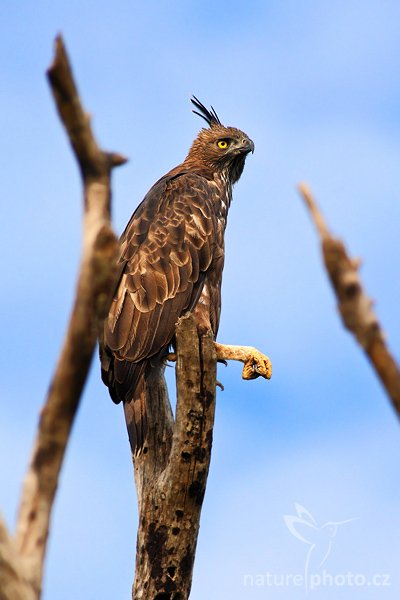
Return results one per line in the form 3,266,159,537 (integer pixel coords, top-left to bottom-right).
0,35,125,600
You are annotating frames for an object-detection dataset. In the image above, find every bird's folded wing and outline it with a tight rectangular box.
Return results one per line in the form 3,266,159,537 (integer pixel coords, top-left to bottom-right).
104,172,217,362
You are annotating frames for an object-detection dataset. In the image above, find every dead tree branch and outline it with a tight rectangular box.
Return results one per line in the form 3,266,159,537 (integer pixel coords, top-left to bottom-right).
298,182,400,415
132,315,217,599
0,35,125,600
131,313,272,598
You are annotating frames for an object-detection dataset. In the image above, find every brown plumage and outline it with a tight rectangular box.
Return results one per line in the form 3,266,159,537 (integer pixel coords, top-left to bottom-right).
100,97,254,454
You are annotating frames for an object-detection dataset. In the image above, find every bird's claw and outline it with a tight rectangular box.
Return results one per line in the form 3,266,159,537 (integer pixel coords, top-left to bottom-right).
217,358,228,367
216,380,225,391
242,351,272,381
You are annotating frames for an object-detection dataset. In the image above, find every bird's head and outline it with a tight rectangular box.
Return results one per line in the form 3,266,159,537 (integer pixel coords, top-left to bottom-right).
185,96,254,184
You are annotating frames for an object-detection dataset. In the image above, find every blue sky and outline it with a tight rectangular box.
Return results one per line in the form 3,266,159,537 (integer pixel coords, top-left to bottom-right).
1,1,400,598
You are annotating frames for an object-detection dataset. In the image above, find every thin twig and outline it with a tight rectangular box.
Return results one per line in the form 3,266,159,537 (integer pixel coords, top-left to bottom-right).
298,182,400,415
8,35,124,598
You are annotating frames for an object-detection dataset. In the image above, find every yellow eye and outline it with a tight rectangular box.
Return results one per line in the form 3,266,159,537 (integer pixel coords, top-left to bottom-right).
217,140,228,149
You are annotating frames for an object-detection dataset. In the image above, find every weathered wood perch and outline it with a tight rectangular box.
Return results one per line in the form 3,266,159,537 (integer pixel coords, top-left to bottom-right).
132,315,216,599
0,35,125,600
132,317,271,599
298,182,400,415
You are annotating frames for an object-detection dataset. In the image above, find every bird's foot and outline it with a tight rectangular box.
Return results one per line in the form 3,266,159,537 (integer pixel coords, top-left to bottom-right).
168,345,272,382
241,350,272,381
214,342,272,382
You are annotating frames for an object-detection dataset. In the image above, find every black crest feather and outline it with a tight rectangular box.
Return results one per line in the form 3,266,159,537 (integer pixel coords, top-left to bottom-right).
191,95,222,127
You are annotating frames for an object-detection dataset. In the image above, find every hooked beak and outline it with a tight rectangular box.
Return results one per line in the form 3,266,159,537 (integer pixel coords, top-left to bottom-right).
239,137,255,154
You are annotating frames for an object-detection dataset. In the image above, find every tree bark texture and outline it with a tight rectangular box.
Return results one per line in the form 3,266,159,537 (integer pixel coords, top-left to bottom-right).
132,315,216,600
0,36,124,600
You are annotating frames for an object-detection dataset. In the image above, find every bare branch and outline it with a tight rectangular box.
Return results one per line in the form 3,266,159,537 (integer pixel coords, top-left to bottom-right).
131,317,272,596
9,35,123,597
132,314,217,599
46,35,127,180
298,182,400,415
